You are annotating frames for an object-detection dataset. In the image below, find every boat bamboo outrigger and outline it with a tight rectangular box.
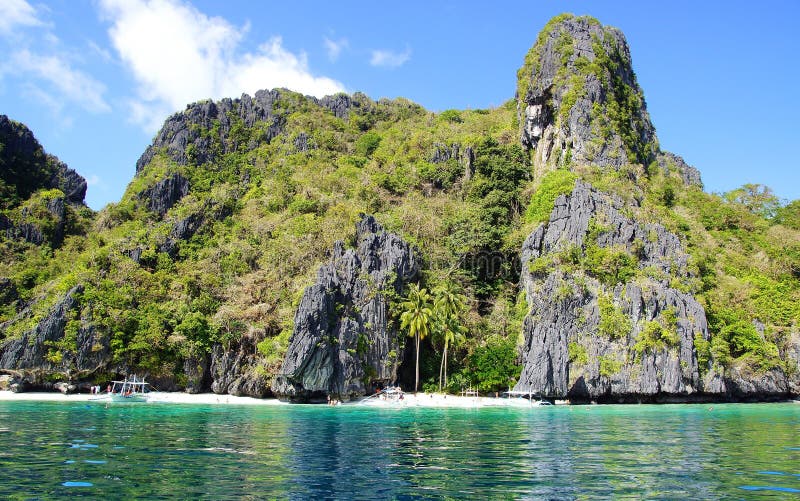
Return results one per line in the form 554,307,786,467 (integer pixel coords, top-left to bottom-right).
107,375,151,402
359,386,405,405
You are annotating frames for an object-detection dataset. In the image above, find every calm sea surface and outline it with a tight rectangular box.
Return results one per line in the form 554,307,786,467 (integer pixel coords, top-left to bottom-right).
0,400,798,499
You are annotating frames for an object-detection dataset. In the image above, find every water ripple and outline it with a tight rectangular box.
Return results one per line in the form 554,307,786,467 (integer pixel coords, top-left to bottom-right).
0,401,797,498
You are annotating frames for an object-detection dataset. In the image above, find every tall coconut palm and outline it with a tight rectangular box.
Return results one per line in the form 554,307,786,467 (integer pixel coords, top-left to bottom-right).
399,283,433,393
433,284,466,392
436,314,466,391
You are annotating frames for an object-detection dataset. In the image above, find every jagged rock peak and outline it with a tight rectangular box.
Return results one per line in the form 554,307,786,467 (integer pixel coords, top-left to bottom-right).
517,14,658,171
0,115,87,207
134,88,405,173
272,214,418,402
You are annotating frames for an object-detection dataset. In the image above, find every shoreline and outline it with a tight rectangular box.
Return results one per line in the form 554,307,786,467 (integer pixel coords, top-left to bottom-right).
2,390,797,408
0,390,284,406
0,390,546,407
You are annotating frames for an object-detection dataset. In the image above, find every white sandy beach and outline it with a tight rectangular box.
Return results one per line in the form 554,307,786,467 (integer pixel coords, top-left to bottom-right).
0,390,554,408
0,390,283,405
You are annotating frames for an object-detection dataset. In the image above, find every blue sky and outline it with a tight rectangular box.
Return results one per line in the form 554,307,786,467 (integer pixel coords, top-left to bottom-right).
1,0,798,210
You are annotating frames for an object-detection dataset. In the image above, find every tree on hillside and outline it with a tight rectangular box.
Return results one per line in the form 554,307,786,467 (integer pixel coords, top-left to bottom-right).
724,183,781,219
399,283,433,393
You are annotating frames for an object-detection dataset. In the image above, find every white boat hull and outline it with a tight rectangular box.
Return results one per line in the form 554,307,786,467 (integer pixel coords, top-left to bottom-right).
108,393,149,403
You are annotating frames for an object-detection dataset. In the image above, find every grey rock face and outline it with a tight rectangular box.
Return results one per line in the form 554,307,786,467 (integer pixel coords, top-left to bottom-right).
517,16,657,171
657,151,703,188
1,193,66,247
0,285,108,376
47,157,87,205
139,174,189,217
0,285,111,391
724,366,789,399
0,115,88,207
293,132,313,152
523,181,690,278
135,90,285,172
135,89,385,174
272,214,418,401
0,116,88,248
516,181,722,401
430,142,475,181
784,332,800,395
210,332,270,397
319,93,358,119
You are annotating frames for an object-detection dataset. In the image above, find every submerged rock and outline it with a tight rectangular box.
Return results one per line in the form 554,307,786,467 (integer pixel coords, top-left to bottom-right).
272,215,418,402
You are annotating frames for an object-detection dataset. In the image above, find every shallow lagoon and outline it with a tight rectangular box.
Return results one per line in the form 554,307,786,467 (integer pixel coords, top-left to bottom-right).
1,401,798,498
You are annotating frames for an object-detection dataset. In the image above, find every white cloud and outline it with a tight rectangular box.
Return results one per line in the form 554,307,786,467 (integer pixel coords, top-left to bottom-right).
9,49,111,113
323,36,348,62
0,0,110,119
370,46,411,68
87,40,113,63
98,0,346,133
0,0,43,36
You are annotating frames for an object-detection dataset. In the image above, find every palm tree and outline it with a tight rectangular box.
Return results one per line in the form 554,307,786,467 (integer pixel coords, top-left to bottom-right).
399,283,433,393
433,284,466,392
436,314,466,391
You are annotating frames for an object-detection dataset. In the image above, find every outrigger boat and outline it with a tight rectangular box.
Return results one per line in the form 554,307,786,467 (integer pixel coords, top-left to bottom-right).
359,386,406,406
107,375,151,402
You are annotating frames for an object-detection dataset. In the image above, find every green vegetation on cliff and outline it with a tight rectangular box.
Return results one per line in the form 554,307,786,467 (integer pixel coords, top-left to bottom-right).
1,14,798,395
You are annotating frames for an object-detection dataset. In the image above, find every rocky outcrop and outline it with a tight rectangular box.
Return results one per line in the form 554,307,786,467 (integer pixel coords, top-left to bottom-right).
516,15,658,172
272,215,418,402
46,157,87,206
139,173,189,217
430,142,475,182
657,151,703,188
0,115,88,207
134,89,387,174
516,181,722,401
1,194,67,247
210,332,270,397
135,88,375,174
135,90,286,172
0,116,88,249
0,285,110,380
0,278,18,305
293,132,313,153
516,180,799,401
524,181,690,277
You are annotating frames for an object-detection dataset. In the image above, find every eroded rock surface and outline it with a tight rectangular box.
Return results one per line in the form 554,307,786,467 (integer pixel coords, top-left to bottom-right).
516,181,721,401
517,16,657,174
272,215,418,401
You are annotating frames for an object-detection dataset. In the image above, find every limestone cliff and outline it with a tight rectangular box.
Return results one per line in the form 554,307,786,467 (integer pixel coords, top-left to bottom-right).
272,215,418,401
516,15,700,189
516,180,799,401
513,15,797,401
0,115,90,248
515,181,722,401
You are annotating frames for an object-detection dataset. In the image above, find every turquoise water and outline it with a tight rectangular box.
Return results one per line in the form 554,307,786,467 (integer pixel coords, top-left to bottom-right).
0,401,798,499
